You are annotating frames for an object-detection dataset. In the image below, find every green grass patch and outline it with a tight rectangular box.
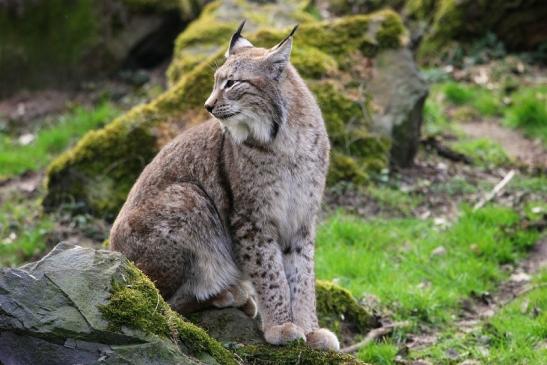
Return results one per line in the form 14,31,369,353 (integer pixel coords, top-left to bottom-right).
367,185,422,215
504,86,547,145
451,138,511,168
432,81,503,117
316,207,540,363
485,271,547,364
414,269,547,364
0,193,53,267
358,341,399,365
441,82,501,117
0,102,119,179
316,206,538,325
443,82,475,105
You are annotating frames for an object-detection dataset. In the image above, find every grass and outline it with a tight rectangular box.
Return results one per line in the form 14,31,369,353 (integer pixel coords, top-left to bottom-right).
0,102,119,179
434,81,547,145
486,271,547,364
0,192,53,267
451,137,511,168
358,342,399,365
316,206,537,323
504,86,547,145
315,206,540,363
441,82,501,117
413,269,547,364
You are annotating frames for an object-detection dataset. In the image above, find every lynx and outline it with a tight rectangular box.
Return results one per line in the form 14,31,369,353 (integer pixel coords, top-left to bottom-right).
110,21,338,350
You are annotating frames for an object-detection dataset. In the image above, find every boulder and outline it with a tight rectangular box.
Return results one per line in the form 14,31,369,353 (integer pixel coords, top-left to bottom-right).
43,0,427,220
404,0,547,62
0,0,207,97
0,242,373,365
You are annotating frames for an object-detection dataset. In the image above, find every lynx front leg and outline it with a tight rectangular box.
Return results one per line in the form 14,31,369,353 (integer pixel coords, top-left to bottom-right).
284,226,340,351
236,227,305,345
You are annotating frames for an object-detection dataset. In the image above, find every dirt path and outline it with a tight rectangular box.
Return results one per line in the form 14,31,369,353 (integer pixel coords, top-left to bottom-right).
406,236,547,356
459,120,547,169
456,236,546,333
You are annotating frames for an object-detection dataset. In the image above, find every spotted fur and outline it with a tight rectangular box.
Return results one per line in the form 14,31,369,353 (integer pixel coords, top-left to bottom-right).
110,22,338,351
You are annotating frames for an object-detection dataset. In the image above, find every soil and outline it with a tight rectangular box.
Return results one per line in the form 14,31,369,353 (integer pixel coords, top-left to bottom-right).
460,120,547,169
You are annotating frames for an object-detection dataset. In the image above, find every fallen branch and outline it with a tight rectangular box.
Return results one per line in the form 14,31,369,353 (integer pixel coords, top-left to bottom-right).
340,321,411,353
473,169,516,211
422,136,473,164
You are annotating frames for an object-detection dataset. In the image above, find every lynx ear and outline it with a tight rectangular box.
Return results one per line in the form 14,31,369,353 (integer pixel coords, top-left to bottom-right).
265,25,298,79
225,20,253,57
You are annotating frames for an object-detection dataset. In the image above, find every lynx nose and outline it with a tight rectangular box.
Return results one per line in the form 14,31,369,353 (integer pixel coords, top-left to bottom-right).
204,103,214,113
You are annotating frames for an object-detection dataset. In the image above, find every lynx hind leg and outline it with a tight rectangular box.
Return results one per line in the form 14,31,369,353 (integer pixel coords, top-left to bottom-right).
116,182,240,314
210,281,258,318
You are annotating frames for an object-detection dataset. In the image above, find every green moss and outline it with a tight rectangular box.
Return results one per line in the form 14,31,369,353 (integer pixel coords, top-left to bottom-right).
236,341,364,365
405,0,437,20
328,151,370,185
100,260,237,365
415,0,547,63
417,0,465,61
298,10,403,63
376,10,406,49
316,280,377,334
311,82,389,185
311,81,362,144
292,46,339,79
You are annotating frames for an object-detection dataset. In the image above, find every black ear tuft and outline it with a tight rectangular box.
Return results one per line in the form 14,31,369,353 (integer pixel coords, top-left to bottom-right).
288,24,299,38
276,24,299,49
229,20,247,51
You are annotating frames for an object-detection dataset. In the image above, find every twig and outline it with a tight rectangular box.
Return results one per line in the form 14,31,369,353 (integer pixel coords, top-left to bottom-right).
422,137,473,164
473,169,516,211
340,321,411,353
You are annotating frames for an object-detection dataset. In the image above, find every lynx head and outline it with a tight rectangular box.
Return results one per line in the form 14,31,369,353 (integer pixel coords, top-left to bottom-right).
204,21,298,144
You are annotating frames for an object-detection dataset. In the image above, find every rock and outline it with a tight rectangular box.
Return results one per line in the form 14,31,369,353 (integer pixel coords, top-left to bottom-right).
43,0,427,219
365,48,427,166
0,0,207,97
430,245,447,257
0,242,369,364
509,271,531,283
405,0,547,62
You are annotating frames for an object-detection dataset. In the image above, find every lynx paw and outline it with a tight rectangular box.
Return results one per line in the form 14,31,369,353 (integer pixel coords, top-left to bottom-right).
264,322,306,345
240,296,258,318
306,328,340,351
210,284,257,318
210,290,235,308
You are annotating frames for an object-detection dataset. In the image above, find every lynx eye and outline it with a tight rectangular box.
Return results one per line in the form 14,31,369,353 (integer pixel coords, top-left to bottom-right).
225,79,236,88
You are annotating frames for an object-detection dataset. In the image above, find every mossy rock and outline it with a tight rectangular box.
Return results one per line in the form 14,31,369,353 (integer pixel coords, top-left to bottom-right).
405,0,547,63
44,0,426,219
1,243,369,364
